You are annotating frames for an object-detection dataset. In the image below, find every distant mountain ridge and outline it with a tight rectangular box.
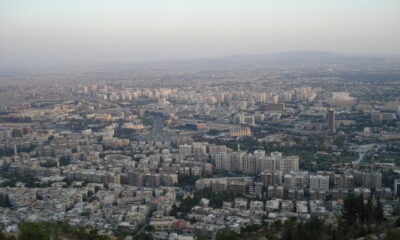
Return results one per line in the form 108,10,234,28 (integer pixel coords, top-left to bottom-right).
2,51,399,73
226,51,338,59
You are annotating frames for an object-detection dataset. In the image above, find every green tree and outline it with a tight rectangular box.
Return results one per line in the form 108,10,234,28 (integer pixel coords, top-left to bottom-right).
364,235,375,240
282,217,297,240
365,199,374,226
144,225,155,232
395,216,400,227
334,135,346,149
132,232,153,240
18,222,50,240
272,220,282,232
195,234,208,240
0,195,11,208
374,199,384,225
342,196,362,227
215,228,239,240
385,228,400,240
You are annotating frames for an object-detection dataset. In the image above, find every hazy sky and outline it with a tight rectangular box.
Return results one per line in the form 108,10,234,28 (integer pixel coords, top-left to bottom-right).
1,0,399,69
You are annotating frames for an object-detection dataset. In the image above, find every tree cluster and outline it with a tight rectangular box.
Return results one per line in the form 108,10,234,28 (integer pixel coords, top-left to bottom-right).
215,196,400,240
0,221,111,240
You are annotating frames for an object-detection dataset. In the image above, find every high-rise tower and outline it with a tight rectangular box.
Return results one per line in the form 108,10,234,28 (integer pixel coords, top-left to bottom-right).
328,109,336,133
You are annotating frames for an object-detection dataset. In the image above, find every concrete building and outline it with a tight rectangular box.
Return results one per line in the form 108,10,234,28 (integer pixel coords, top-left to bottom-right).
309,175,329,191
261,170,282,186
327,109,336,133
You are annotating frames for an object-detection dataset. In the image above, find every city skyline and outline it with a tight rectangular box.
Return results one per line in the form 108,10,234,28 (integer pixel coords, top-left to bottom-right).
1,1,400,240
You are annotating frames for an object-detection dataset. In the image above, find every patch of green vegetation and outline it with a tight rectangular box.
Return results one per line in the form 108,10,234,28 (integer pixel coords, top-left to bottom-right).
175,175,200,187
0,170,51,188
215,195,395,240
170,188,244,219
382,169,400,188
1,221,111,240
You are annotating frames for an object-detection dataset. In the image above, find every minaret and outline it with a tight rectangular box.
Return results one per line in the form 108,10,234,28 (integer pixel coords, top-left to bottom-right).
14,144,17,161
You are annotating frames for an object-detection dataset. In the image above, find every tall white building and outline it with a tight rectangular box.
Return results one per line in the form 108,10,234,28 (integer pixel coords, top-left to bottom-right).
261,170,282,186
179,144,192,156
192,143,207,156
215,152,232,172
231,152,243,172
259,157,277,172
309,175,329,191
284,171,309,190
280,155,299,174
242,155,257,174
